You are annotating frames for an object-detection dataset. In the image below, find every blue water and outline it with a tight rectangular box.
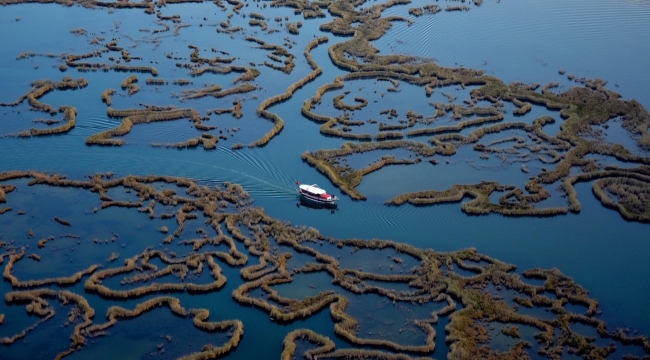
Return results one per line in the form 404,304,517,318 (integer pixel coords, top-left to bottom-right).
1,0,650,358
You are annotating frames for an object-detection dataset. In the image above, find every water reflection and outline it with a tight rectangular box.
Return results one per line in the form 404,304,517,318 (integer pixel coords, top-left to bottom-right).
297,197,339,214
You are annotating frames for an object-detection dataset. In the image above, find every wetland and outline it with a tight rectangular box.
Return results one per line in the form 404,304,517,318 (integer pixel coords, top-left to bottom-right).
1,0,649,358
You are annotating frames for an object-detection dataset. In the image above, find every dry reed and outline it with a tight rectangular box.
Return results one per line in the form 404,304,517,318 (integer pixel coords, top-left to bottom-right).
249,37,328,147
86,108,203,146
4,248,98,288
101,89,116,106
0,159,647,358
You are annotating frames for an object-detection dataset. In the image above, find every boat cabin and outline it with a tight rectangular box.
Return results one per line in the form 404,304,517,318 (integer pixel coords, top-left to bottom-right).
299,184,335,201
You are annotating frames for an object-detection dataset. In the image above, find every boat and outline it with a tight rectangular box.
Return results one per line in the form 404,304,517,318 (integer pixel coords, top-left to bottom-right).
296,182,338,207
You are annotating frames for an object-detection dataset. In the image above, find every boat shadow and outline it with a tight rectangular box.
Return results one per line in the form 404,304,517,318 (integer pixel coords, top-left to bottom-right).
297,197,338,214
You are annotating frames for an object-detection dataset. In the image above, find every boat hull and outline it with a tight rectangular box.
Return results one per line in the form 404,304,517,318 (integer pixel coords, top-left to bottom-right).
299,193,338,208
299,197,338,210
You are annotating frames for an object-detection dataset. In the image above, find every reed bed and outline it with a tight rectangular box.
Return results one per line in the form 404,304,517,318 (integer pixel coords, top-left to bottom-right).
64,47,159,75
181,83,255,100
408,107,504,137
4,248,99,287
375,131,404,140
28,253,41,261
473,76,650,156
182,84,222,99
408,7,424,16
101,88,115,106
249,37,328,147
145,78,166,85
228,214,608,357
446,5,470,11
188,44,235,65
245,37,295,74
591,177,650,223
501,326,521,338
213,100,243,118
26,84,56,114
321,349,430,359
264,56,296,74
333,94,368,111
138,200,155,219
301,78,376,140
386,179,569,217
611,329,650,353
22,106,77,137
0,289,95,359
127,84,138,96
249,12,266,20
286,22,299,34
512,98,532,115
541,81,560,93
85,248,241,298
409,4,441,16
159,133,218,150
0,170,643,357
54,217,71,226
332,292,434,349
319,119,373,140
180,313,243,359
120,75,138,89
86,108,205,146
301,141,443,199
85,296,242,359
216,25,243,34
2,78,86,137
173,79,192,86
281,330,335,360
249,19,268,31
2,289,57,345
190,65,260,84
378,122,406,131
225,0,243,12
466,122,565,169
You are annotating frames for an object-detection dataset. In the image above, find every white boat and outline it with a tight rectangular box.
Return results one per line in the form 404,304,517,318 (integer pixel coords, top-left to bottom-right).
297,182,338,207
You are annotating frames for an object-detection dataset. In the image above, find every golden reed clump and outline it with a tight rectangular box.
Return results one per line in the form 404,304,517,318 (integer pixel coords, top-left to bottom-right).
301,141,452,200
249,37,329,147
1,77,86,138
63,43,159,75
301,77,374,141
281,329,335,360
190,65,260,84
4,248,99,287
85,107,222,149
81,296,244,359
213,100,243,118
249,19,268,31
101,88,116,106
180,83,255,101
591,177,650,223
333,94,368,111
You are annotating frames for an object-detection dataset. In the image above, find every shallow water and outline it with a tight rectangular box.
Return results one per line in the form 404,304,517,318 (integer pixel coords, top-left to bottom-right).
1,0,650,358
